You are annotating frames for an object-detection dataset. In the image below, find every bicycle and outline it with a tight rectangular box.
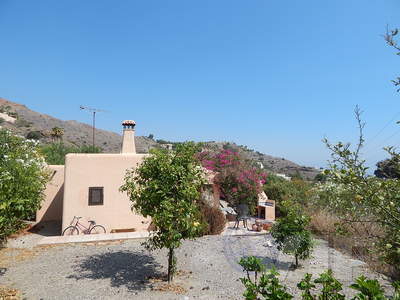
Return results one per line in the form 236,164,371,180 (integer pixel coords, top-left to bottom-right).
62,216,106,236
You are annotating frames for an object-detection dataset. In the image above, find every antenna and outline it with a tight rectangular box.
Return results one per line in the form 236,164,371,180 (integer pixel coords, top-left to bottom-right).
79,105,108,149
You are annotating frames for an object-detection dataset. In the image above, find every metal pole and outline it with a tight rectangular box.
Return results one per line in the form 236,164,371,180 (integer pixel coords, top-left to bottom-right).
92,111,96,149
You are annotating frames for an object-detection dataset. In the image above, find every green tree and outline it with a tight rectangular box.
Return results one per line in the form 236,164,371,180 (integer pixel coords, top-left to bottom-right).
50,127,64,141
263,174,313,217
271,206,313,268
40,143,102,165
120,142,206,283
0,129,50,243
374,156,400,179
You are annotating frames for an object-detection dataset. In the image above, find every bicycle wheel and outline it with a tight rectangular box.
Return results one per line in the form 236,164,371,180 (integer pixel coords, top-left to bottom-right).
62,226,79,236
89,225,106,234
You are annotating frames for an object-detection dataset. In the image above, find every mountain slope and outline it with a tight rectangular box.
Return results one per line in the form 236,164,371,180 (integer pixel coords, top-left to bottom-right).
0,98,158,153
0,97,320,179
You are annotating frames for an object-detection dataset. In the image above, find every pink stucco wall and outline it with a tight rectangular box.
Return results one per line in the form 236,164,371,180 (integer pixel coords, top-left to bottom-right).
62,153,151,233
36,165,64,223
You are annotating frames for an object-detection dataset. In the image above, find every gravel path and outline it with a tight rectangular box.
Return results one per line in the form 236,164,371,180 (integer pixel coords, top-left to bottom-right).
0,234,394,299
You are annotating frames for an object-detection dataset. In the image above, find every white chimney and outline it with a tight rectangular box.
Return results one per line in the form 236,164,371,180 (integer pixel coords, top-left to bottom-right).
121,120,136,154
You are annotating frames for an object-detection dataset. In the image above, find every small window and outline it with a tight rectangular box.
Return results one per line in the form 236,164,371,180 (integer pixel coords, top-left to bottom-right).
88,187,104,206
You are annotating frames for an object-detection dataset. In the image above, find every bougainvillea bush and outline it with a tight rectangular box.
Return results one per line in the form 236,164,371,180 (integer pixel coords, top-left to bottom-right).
0,130,49,244
197,149,267,213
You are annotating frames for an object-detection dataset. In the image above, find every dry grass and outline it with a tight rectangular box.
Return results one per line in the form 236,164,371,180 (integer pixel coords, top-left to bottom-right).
0,245,59,269
0,286,20,300
308,209,398,279
147,269,191,294
152,283,187,294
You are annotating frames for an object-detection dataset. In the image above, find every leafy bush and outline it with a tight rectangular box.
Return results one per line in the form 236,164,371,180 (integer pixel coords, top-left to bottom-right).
0,130,49,244
350,275,386,300
120,142,207,282
26,131,42,140
15,118,32,128
239,257,292,300
40,143,102,165
199,204,227,235
271,206,313,268
239,256,400,300
263,175,313,217
77,145,102,153
8,112,18,118
0,117,4,125
0,105,11,113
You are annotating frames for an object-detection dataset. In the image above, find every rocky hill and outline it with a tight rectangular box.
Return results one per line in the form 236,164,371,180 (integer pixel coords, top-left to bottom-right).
199,141,320,180
0,97,320,179
0,98,158,153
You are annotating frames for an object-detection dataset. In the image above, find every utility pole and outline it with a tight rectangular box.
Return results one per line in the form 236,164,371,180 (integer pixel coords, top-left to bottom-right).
79,105,107,149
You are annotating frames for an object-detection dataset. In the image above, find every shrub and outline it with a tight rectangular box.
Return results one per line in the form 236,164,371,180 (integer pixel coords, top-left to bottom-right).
350,275,386,300
0,130,49,244
77,145,102,153
26,131,42,140
199,204,227,235
263,175,313,217
0,117,4,125
271,206,313,268
40,143,102,165
238,256,293,300
15,118,31,128
8,112,18,118
239,256,400,299
198,149,266,213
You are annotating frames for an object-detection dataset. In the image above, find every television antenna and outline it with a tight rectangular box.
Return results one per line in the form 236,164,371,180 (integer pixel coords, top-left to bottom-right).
79,105,108,149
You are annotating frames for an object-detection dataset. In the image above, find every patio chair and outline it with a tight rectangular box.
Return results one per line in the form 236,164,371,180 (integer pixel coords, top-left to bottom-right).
234,204,251,229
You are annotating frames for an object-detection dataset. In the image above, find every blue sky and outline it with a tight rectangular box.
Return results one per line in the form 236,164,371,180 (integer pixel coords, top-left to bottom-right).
0,1,399,170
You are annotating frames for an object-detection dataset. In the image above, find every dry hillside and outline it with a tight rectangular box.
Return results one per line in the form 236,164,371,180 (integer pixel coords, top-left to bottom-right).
0,97,320,179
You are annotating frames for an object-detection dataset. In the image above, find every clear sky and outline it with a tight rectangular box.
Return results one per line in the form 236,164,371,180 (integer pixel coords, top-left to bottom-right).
0,0,399,170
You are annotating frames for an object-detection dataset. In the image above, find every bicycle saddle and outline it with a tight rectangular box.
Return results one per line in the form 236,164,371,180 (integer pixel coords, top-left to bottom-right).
88,220,96,224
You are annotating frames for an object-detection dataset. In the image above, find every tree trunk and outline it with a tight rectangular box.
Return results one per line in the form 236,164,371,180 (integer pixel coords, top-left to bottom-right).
295,255,299,268
167,247,176,283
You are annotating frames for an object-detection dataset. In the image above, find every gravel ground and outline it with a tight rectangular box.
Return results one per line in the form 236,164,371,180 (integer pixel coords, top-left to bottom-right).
0,234,395,300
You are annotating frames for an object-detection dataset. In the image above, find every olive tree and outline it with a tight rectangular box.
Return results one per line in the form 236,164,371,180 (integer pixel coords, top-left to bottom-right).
0,130,49,244
120,142,206,282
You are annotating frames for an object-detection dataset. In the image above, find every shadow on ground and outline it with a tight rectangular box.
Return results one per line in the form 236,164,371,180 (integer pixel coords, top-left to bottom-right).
29,221,61,237
67,250,164,291
255,256,293,271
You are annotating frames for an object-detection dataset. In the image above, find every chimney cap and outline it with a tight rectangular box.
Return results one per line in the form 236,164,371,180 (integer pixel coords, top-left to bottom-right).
122,120,136,125
122,120,136,126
